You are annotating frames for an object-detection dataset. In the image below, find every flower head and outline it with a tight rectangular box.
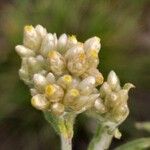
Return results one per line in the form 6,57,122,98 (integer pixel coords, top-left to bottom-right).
16,25,103,116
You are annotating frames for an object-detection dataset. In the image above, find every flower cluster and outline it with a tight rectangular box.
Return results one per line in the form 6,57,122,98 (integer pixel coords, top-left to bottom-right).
93,71,134,124
15,25,104,116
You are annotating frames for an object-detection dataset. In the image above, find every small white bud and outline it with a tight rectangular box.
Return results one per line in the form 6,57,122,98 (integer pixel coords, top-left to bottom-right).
51,103,64,116
99,82,112,98
31,94,49,110
46,72,56,84
35,24,47,39
94,98,106,113
35,55,45,66
105,92,119,109
40,33,55,57
66,35,78,49
57,33,67,52
78,76,95,95
45,84,64,102
63,88,80,105
83,68,103,85
57,75,73,89
15,45,35,57
23,25,41,51
27,57,42,73
47,50,66,76
84,36,101,52
33,74,48,91
65,44,84,59
107,70,120,91
19,68,30,84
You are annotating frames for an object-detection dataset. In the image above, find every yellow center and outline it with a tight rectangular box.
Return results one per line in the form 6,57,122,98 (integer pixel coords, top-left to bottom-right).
79,53,85,61
68,35,77,43
63,75,72,83
48,51,57,58
45,84,55,96
90,50,98,58
24,25,34,32
70,89,79,97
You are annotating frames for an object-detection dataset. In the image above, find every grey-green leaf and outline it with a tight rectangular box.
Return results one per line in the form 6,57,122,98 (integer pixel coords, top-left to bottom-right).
115,138,150,150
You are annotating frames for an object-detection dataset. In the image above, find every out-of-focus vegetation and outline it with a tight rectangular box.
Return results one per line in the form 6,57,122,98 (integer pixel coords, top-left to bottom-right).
0,0,150,150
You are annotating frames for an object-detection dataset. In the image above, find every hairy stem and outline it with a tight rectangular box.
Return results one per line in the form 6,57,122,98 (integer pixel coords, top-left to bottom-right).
88,124,113,150
61,135,72,150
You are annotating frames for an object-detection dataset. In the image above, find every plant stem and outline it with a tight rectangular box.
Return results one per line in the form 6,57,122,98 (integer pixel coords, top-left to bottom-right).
61,135,72,150
88,124,113,150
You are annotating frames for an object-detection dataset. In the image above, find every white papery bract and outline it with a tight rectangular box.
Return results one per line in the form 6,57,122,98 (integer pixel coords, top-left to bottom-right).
16,25,103,116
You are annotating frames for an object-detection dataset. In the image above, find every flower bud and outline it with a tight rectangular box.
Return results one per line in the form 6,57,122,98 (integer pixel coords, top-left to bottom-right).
86,49,99,67
19,58,30,84
15,45,35,57
51,103,65,115
33,74,48,91
107,70,121,91
94,98,107,114
66,35,78,49
99,82,112,98
84,36,101,52
112,104,129,122
45,84,64,102
23,25,41,51
78,76,95,95
19,68,30,84
47,50,66,75
46,72,56,83
27,57,42,73
66,46,86,75
57,74,73,89
105,92,119,109
83,68,103,85
31,94,50,110
65,44,84,59
35,55,45,66
35,24,47,39
40,33,56,57
70,95,89,111
63,88,80,105
117,89,129,104
57,33,67,53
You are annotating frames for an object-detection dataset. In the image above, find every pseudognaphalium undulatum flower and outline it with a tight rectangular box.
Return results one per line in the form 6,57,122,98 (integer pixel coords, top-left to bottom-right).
15,25,103,116
15,25,134,123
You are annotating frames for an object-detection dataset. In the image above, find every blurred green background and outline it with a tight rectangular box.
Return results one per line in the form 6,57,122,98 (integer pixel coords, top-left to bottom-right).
0,0,150,149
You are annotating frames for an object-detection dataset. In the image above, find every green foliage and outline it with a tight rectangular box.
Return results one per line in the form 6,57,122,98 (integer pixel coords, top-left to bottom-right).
115,138,150,150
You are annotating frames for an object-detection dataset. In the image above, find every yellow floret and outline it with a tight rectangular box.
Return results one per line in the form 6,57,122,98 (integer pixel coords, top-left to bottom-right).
90,50,98,58
48,51,57,58
24,25,34,32
79,53,86,61
70,89,79,97
63,75,72,83
68,35,77,43
45,84,56,96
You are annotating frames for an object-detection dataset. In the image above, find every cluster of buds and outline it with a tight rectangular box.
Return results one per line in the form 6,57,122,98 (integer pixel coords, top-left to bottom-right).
93,71,134,124
15,25,104,116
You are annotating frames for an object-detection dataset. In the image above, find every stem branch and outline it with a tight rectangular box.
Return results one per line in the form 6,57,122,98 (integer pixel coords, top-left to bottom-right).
88,124,113,150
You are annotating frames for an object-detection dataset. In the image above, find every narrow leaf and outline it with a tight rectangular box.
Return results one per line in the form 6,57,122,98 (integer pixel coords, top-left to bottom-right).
115,138,150,150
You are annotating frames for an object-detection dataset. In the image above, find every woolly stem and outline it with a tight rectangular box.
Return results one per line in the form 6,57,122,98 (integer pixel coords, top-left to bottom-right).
88,124,113,150
61,135,72,150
